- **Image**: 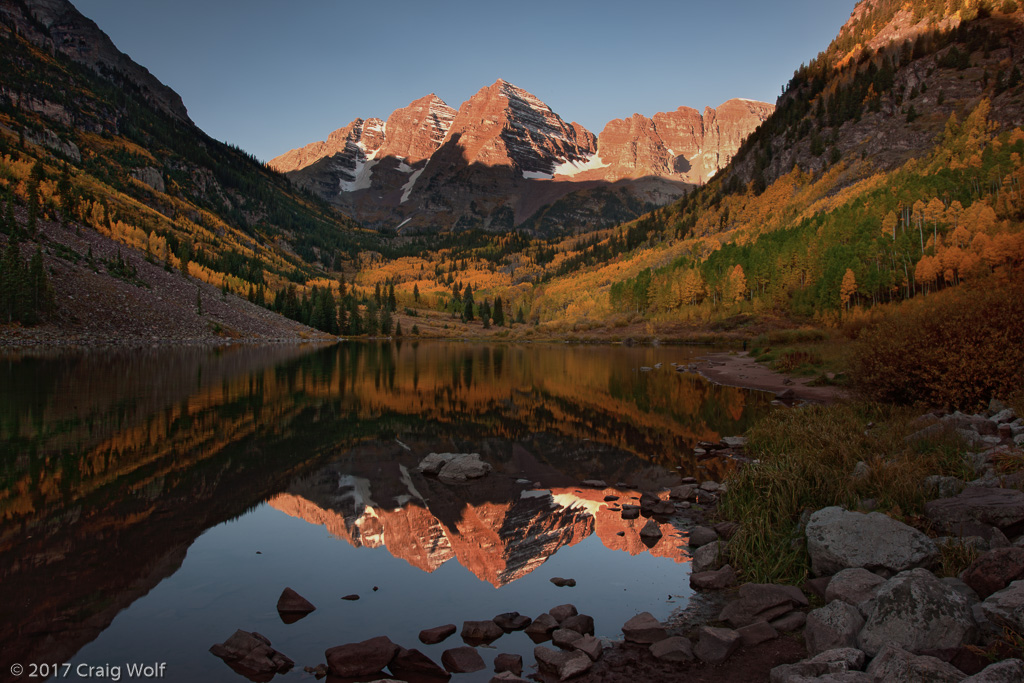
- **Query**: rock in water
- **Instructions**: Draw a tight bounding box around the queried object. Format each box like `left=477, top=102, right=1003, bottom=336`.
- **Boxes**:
left=441, top=646, right=485, bottom=674
left=325, top=636, right=399, bottom=677
left=622, top=612, right=667, bottom=643
left=419, top=623, right=457, bottom=644
left=276, top=587, right=315, bottom=623
left=210, top=630, right=294, bottom=678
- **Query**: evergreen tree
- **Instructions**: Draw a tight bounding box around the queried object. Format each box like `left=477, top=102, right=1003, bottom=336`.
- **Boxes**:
left=387, top=282, right=397, bottom=311
left=26, top=162, right=43, bottom=236
left=463, top=284, right=475, bottom=322
left=395, top=320, right=403, bottom=336
left=379, top=302, right=393, bottom=336
left=337, top=294, right=348, bottom=333
left=493, top=297, right=505, bottom=327
left=374, top=282, right=382, bottom=307
left=196, top=286, right=202, bottom=316
left=27, top=246, right=55, bottom=317
left=283, top=285, right=300, bottom=320
left=57, top=162, right=75, bottom=227
left=347, top=297, right=361, bottom=335
left=366, top=298, right=379, bottom=334
left=481, top=300, right=491, bottom=328
left=413, top=283, right=420, bottom=302
left=178, top=243, right=191, bottom=278
left=515, top=306, right=525, bottom=324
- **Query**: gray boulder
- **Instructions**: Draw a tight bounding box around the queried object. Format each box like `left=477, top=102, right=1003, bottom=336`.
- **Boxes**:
left=718, top=583, right=809, bottom=628
left=692, top=540, right=729, bottom=573
left=864, top=644, right=966, bottom=682
left=825, top=568, right=887, bottom=607
left=549, top=604, right=578, bottom=623
left=534, top=646, right=592, bottom=680
left=805, top=507, right=939, bottom=576
left=925, top=487, right=1024, bottom=537
left=573, top=635, right=603, bottom=662
left=418, top=452, right=457, bottom=474
left=462, top=620, right=503, bottom=643
left=690, top=564, right=738, bottom=590
left=979, top=579, right=1024, bottom=634
left=649, top=636, right=694, bottom=662
left=738, top=620, right=778, bottom=647
left=441, top=646, right=485, bottom=673
left=694, top=626, right=741, bottom=665
left=963, top=659, right=1024, bottom=682
left=688, top=525, right=719, bottom=547
left=438, top=453, right=492, bottom=483
left=805, top=601, right=865, bottom=655
left=622, top=612, right=667, bottom=643
left=809, top=647, right=867, bottom=671
left=858, top=568, right=978, bottom=656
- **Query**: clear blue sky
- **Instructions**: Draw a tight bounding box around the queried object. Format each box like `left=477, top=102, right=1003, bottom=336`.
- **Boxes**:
left=73, top=0, right=856, bottom=163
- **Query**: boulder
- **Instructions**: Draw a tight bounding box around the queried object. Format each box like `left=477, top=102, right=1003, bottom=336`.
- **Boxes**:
left=573, top=635, right=603, bottom=661
left=825, top=568, right=887, bottom=607
left=493, top=651, right=524, bottom=679
left=979, top=580, right=1024, bottom=633
left=493, top=612, right=532, bottom=631
left=864, top=644, right=967, bottom=682
left=325, top=636, right=399, bottom=677
left=805, top=507, right=939, bottom=576
left=722, top=436, right=747, bottom=448
left=622, top=612, right=667, bottom=644
left=552, top=628, right=583, bottom=649
left=438, top=453, right=492, bottom=483
left=649, top=636, right=694, bottom=662
left=640, top=519, right=663, bottom=542
left=534, top=646, right=592, bottom=680
left=560, top=614, right=595, bottom=636
left=420, top=623, right=457, bottom=644
left=961, top=547, right=1024, bottom=599
left=524, top=613, right=558, bottom=640
left=738, top=620, right=778, bottom=647
left=550, top=577, right=577, bottom=587
left=926, top=487, right=1024, bottom=538
left=462, top=620, right=503, bottom=644
left=210, top=630, right=294, bottom=678
left=441, top=646, right=486, bottom=673
left=770, top=611, right=807, bottom=632
left=670, top=485, right=697, bottom=501
left=805, top=601, right=865, bottom=655
left=389, top=648, right=449, bottom=679
left=694, top=626, right=741, bottom=665
left=688, top=525, right=719, bottom=547
left=692, top=540, right=729, bottom=573
left=858, top=568, right=978, bottom=657
left=809, top=647, right=867, bottom=671
left=718, top=583, right=808, bottom=628
left=490, top=674, right=529, bottom=683
left=923, top=475, right=967, bottom=499
left=549, top=604, right=579, bottom=623
left=493, top=653, right=523, bottom=676
left=419, top=452, right=457, bottom=474
left=963, top=659, right=1024, bottom=682
left=621, top=505, right=641, bottom=520
left=690, top=564, right=738, bottom=590
left=276, top=587, right=316, bottom=621
left=713, top=521, right=740, bottom=539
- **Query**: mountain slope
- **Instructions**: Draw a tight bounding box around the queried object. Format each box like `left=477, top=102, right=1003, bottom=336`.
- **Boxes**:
left=271, top=81, right=773, bottom=236
left=0, top=0, right=373, bottom=331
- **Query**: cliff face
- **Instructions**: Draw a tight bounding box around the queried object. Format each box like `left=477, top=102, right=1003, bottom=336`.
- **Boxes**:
left=271, top=81, right=772, bottom=234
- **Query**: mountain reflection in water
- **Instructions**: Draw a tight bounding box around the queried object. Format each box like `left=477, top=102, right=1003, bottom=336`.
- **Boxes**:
left=0, top=341, right=773, bottom=680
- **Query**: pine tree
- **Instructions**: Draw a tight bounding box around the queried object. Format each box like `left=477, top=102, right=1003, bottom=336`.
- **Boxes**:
left=57, top=162, right=74, bottom=227
left=463, top=284, right=475, bottom=322
left=26, top=162, right=42, bottom=236
left=347, top=297, right=361, bottom=335
left=481, top=300, right=491, bottom=328
left=413, top=283, right=420, bottom=302
left=28, top=246, right=55, bottom=316
left=493, top=296, right=505, bottom=327
left=395, top=320, right=403, bottom=336
left=379, top=303, right=393, bottom=336
left=387, top=282, right=397, bottom=311
left=515, top=306, right=525, bottom=324
left=196, top=286, right=202, bottom=316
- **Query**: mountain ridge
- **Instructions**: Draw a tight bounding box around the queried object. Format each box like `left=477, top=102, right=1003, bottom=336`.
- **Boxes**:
left=270, top=80, right=773, bottom=235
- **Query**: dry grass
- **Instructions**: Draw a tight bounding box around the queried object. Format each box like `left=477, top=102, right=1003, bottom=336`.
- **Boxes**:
left=718, top=402, right=973, bottom=584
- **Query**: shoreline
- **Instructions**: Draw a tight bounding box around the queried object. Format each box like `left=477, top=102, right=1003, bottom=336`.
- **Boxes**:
left=694, top=351, right=847, bottom=403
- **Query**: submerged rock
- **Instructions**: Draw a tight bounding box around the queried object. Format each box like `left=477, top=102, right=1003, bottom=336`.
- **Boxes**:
left=210, top=630, right=294, bottom=679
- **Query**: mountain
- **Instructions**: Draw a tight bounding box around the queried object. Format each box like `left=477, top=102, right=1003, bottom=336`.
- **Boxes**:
left=270, top=81, right=773, bottom=235
left=0, top=0, right=376, bottom=340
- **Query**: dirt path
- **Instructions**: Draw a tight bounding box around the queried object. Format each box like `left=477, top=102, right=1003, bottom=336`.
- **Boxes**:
left=695, top=351, right=847, bottom=403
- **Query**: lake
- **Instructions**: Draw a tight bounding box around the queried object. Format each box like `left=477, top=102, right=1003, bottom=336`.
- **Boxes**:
left=0, top=341, right=774, bottom=682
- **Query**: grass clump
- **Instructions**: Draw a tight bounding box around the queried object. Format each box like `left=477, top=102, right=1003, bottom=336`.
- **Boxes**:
left=718, top=402, right=971, bottom=584
left=937, top=539, right=980, bottom=579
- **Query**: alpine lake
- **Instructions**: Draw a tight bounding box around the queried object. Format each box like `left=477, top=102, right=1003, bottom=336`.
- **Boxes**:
left=0, top=341, right=777, bottom=682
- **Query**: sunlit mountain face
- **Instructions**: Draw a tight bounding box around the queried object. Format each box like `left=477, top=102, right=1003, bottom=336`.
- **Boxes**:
left=0, top=342, right=772, bottom=676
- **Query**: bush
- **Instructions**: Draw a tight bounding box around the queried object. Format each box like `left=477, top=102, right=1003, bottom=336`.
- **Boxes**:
left=851, top=277, right=1024, bottom=409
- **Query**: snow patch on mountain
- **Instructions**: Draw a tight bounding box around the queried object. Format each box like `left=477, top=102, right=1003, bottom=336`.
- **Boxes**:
left=552, top=153, right=609, bottom=177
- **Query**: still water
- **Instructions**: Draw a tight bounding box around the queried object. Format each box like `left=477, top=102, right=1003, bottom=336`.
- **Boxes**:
left=0, top=342, right=773, bottom=682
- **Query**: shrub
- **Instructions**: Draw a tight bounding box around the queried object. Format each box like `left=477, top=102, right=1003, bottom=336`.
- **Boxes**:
left=851, top=277, right=1024, bottom=409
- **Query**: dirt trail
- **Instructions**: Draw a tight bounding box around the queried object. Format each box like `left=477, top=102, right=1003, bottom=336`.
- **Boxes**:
left=695, top=351, right=847, bottom=403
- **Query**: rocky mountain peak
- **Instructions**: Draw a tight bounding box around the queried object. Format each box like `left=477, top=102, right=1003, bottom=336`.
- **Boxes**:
left=377, top=93, right=456, bottom=165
